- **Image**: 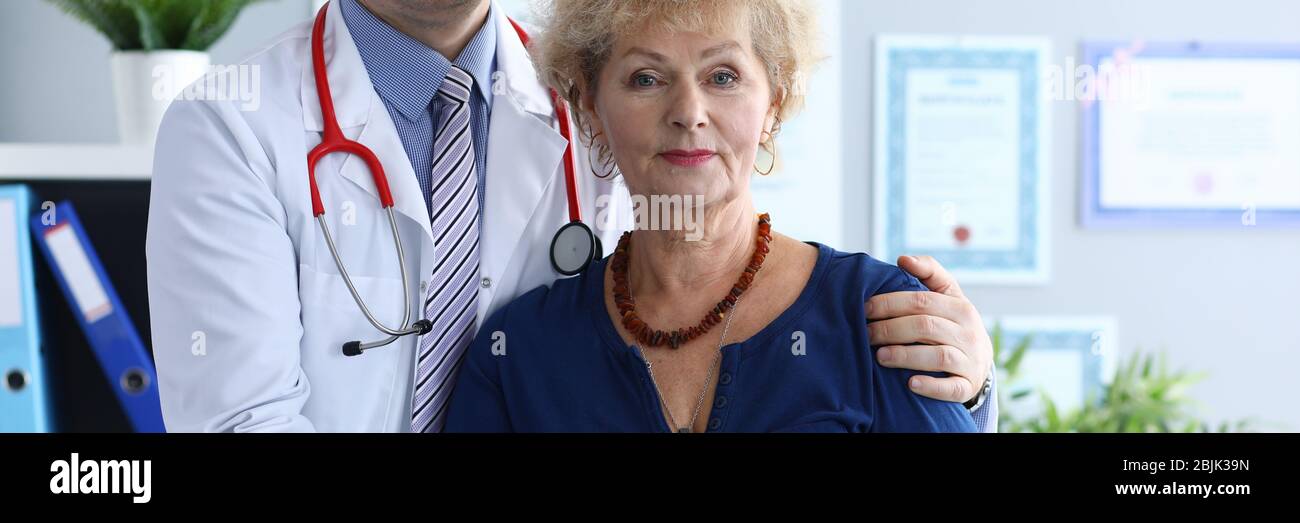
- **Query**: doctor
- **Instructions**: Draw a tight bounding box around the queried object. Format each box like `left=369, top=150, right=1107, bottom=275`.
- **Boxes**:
left=146, top=0, right=997, bottom=433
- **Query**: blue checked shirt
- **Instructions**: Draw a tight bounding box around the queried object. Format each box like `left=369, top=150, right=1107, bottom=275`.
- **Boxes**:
left=340, top=0, right=496, bottom=219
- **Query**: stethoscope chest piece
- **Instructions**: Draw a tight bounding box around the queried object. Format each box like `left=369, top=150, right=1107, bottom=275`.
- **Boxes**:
left=550, top=221, right=602, bottom=276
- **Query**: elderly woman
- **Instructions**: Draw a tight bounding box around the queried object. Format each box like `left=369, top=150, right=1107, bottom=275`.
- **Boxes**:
left=444, top=0, right=983, bottom=432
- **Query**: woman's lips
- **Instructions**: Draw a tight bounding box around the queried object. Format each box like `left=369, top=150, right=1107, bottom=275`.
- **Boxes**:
left=659, top=150, right=716, bottom=167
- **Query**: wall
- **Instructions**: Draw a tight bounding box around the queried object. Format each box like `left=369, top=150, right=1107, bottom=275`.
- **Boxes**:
left=1, top=0, right=1296, bottom=429
left=840, top=0, right=1300, bottom=429
left=0, top=0, right=315, bottom=142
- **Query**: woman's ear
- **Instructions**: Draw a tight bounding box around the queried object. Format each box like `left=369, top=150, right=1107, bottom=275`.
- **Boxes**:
left=767, top=87, right=785, bottom=130
left=757, top=90, right=784, bottom=158
left=578, top=86, right=606, bottom=143
left=760, top=100, right=781, bottom=144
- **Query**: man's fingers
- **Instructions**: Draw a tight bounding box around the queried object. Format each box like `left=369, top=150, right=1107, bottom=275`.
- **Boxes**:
left=868, top=315, right=966, bottom=347
left=897, top=254, right=965, bottom=298
left=876, top=344, right=970, bottom=374
left=906, top=374, right=976, bottom=403
left=867, top=290, right=975, bottom=322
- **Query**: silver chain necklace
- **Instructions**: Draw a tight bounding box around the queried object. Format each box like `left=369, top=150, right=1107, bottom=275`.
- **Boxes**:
left=638, top=297, right=739, bottom=434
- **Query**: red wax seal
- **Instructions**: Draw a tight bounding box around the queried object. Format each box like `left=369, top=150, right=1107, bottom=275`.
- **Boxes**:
left=953, top=225, right=971, bottom=245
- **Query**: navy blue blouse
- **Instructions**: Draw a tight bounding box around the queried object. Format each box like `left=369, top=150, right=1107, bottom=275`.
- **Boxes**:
left=444, top=243, right=977, bottom=433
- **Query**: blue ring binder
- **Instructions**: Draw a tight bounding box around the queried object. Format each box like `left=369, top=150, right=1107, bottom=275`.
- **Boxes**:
left=30, top=200, right=165, bottom=433
left=0, top=185, right=52, bottom=433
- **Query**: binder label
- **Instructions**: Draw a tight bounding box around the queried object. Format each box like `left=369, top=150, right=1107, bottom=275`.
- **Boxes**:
left=0, top=199, right=21, bottom=327
left=44, top=224, right=113, bottom=323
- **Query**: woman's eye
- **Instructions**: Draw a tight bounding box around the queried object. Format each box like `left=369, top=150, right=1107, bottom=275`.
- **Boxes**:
left=711, top=71, right=738, bottom=86
left=633, top=73, right=658, bottom=88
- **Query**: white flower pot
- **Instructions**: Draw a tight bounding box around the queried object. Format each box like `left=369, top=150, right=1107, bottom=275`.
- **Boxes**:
left=110, top=50, right=211, bottom=145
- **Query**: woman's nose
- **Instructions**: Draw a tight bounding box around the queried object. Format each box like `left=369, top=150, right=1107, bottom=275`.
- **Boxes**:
left=668, top=84, right=708, bottom=130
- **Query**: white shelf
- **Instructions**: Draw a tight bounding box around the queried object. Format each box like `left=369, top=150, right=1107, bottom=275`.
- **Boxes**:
left=0, top=143, right=152, bottom=180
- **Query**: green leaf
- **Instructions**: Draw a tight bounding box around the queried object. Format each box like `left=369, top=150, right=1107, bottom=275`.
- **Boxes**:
left=45, top=0, right=143, bottom=50
left=125, top=0, right=168, bottom=50
left=45, top=0, right=264, bottom=51
left=990, top=323, right=1003, bottom=363
left=1004, top=334, right=1032, bottom=379
left=183, top=0, right=263, bottom=51
left=1044, top=395, right=1060, bottom=430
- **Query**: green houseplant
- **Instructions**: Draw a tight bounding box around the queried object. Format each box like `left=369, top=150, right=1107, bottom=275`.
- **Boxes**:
left=45, top=0, right=268, bottom=143
left=991, top=324, right=1257, bottom=433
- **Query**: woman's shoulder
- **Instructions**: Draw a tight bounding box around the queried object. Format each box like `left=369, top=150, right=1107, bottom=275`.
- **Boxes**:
left=812, top=244, right=928, bottom=296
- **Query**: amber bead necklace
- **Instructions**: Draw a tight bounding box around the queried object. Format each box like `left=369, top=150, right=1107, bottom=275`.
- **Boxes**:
left=611, top=213, right=772, bottom=349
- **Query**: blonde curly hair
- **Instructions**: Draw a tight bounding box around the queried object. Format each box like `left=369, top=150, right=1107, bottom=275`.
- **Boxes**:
left=531, top=0, right=822, bottom=156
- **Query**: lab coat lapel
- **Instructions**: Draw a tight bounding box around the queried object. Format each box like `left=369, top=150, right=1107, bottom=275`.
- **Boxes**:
left=479, top=7, right=568, bottom=319
left=299, top=2, right=434, bottom=246
left=300, top=2, right=368, bottom=132
left=346, top=101, right=434, bottom=243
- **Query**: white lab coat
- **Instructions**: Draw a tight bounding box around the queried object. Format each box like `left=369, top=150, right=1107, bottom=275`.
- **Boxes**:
left=146, top=3, right=630, bottom=432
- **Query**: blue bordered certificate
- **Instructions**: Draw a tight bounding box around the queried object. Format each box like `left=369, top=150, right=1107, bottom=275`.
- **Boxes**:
left=990, top=316, right=1118, bottom=420
left=873, top=35, right=1051, bottom=285
left=1080, top=41, right=1300, bottom=228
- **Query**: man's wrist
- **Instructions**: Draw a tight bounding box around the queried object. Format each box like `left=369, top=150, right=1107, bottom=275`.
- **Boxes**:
left=963, top=369, right=993, bottom=411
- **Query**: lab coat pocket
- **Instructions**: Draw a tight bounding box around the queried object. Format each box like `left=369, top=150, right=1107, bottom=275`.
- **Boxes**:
left=296, top=263, right=407, bottom=431
left=305, top=204, right=409, bottom=281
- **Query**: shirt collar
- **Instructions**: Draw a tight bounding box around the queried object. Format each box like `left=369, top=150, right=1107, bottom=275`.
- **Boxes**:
left=340, top=0, right=497, bottom=121
left=455, top=3, right=497, bottom=106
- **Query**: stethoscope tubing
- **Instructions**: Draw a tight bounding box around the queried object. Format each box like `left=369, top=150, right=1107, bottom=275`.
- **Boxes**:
left=308, top=1, right=588, bottom=356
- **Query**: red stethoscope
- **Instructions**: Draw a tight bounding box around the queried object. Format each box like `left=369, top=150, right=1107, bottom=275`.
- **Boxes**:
left=305, top=2, right=600, bottom=357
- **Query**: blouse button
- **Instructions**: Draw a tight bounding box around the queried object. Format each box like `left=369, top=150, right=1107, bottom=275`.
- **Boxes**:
left=708, top=418, right=721, bottom=431
left=718, top=372, right=732, bottom=385
left=714, top=396, right=728, bottom=409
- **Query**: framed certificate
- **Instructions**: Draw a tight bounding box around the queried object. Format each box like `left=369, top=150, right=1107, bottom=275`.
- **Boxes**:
left=873, top=36, right=1052, bottom=285
left=991, top=316, right=1118, bottom=420
left=1081, top=41, right=1300, bottom=227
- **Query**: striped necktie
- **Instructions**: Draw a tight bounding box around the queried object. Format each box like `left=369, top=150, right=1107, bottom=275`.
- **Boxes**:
left=412, top=65, right=481, bottom=433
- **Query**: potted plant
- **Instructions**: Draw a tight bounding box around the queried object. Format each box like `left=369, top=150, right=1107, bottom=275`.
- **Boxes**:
left=46, top=0, right=266, bottom=144
left=991, top=324, right=1262, bottom=432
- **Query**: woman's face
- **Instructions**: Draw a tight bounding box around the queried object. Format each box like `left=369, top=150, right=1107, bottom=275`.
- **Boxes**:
left=585, top=17, right=777, bottom=207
